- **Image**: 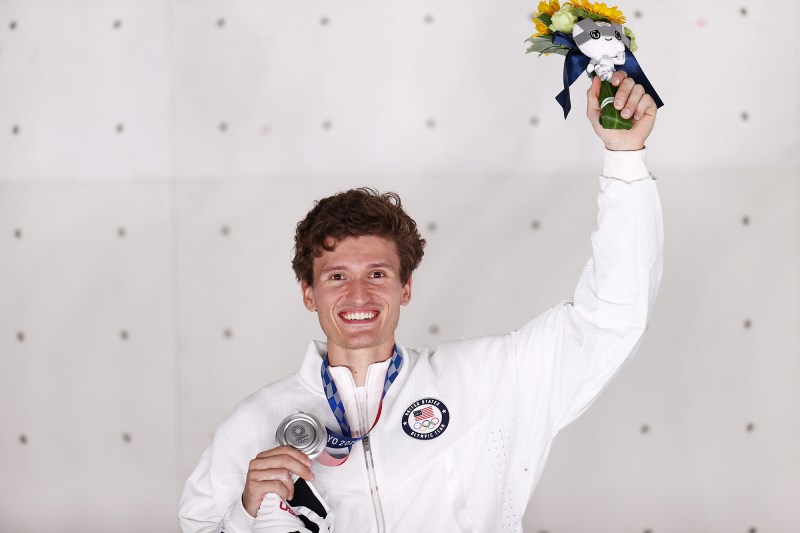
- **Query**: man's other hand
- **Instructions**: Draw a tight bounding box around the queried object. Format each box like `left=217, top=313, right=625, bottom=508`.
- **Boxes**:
left=242, top=445, right=315, bottom=517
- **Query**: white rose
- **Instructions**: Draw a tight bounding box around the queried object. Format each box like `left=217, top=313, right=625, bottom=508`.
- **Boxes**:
left=549, top=7, right=577, bottom=33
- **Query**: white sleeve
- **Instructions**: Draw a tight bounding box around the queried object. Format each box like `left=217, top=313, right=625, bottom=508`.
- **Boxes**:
left=511, top=148, right=663, bottom=436
left=179, top=446, right=256, bottom=533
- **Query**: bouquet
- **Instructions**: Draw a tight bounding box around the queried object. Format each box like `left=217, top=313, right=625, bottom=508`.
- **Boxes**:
left=526, top=0, right=663, bottom=129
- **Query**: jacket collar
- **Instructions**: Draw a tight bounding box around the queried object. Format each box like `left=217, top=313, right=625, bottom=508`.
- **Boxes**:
left=297, top=340, right=413, bottom=397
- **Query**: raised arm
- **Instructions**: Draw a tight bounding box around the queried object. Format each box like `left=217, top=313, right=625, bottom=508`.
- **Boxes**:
left=511, top=71, right=663, bottom=436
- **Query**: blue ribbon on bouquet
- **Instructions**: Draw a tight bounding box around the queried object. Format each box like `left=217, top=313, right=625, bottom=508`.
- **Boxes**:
left=552, top=31, right=664, bottom=119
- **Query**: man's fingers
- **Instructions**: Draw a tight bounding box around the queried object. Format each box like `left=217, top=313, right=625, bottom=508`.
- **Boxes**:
left=256, top=446, right=313, bottom=467
left=248, top=467, right=293, bottom=485
left=610, top=70, right=628, bottom=87
left=261, top=480, right=291, bottom=501
left=259, top=476, right=294, bottom=500
left=613, top=78, right=635, bottom=110
left=241, top=446, right=315, bottom=517
left=621, top=84, right=645, bottom=119
left=256, top=446, right=311, bottom=466
left=634, top=94, right=657, bottom=121
left=242, top=479, right=293, bottom=517
left=247, top=468, right=297, bottom=499
left=250, top=454, right=315, bottom=482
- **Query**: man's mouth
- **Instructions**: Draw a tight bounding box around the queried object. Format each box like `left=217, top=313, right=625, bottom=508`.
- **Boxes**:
left=339, top=311, right=379, bottom=322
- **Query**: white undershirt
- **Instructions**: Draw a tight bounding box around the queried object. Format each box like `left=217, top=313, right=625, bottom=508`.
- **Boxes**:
left=328, top=359, right=391, bottom=438
left=354, top=386, right=366, bottom=407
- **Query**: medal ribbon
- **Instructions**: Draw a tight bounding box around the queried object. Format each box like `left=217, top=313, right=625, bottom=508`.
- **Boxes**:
left=317, top=345, right=402, bottom=466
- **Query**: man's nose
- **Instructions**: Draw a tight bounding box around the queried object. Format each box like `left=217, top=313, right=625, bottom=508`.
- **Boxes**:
left=347, top=278, right=371, bottom=303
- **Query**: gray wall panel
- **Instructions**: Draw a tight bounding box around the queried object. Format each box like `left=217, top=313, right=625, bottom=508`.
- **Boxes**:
left=1, top=0, right=797, bottom=531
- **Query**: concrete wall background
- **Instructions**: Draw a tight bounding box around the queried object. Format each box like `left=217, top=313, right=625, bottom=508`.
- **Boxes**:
left=1, top=0, right=798, bottom=531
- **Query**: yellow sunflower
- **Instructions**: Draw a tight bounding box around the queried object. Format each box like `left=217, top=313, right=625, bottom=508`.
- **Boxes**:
left=571, top=0, right=626, bottom=24
left=532, top=17, right=550, bottom=37
left=532, top=0, right=560, bottom=36
left=537, top=0, right=561, bottom=16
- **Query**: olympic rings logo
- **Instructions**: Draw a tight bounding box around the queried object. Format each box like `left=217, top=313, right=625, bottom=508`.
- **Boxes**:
left=412, top=417, right=440, bottom=431
left=403, top=399, right=449, bottom=441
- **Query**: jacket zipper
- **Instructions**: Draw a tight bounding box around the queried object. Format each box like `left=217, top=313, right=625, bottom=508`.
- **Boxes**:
left=361, top=435, right=385, bottom=532
left=354, top=368, right=386, bottom=532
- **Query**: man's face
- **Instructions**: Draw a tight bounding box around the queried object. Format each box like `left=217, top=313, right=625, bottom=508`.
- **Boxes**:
left=301, top=235, right=412, bottom=358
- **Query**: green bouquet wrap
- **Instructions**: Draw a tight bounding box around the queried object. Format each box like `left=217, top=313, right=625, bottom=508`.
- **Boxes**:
left=597, top=78, right=632, bottom=130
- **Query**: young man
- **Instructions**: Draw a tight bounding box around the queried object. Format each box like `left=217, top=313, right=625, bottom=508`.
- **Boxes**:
left=180, top=72, right=663, bottom=532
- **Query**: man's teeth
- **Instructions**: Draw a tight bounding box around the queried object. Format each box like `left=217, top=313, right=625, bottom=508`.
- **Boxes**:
left=343, top=312, right=377, bottom=320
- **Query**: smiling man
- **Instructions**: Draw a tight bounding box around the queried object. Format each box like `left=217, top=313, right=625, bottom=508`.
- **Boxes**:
left=180, top=71, right=664, bottom=533
left=299, top=233, right=416, bottom=374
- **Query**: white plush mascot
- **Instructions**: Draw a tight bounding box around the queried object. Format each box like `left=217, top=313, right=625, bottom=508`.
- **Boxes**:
left=572, top=18, right=631, bottom=81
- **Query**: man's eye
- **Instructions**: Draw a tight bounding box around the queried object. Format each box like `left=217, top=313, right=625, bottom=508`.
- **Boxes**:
left=370, top=271, right=385, bottom=278
left=330, top=273, right=345, bottom=281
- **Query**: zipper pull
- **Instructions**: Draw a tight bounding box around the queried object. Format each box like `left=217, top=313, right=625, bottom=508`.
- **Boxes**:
left=362, top=434, right=371, bottom=451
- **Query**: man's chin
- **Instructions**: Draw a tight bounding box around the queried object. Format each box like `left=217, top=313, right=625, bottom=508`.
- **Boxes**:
left=332, top=336, right=389, bottom=352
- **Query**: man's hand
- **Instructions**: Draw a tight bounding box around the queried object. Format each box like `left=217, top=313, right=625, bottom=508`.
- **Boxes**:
left=242, top=445, right=316, bottom=518
left=587, top=71, right=657, bottom=151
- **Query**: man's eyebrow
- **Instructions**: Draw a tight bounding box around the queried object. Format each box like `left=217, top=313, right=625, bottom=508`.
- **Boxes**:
left=319, top=265, right=347, bottom=275
left=367, top=262, right=395, bottom=270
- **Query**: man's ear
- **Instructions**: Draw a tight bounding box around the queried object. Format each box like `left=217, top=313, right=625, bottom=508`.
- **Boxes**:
left=301, top=282, right=316, bottom=311
left=400, top=276, right=412, bottom=306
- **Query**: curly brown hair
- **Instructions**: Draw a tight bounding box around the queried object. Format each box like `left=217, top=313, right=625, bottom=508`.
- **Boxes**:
left=292, top=188, right=426, bottom=286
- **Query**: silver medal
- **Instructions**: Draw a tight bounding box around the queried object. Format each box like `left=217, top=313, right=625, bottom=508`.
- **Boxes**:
left=275, top=412, right=327, bottom=460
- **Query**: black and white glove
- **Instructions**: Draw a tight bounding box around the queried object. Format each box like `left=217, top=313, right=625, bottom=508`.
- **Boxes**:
left=253, top=478, right=334, bottom=533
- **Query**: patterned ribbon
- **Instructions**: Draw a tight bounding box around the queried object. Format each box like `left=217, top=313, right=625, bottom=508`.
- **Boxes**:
left=317, top=346, right=403, bottom=466
left=552, top=31, right=664, bottom=118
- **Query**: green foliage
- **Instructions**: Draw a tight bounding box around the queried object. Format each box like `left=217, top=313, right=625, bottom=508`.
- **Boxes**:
left=571, top=7, right=609, bottom=23
left=526, top=34, right=554, bottom=43
left=536, top=13, right=553, bottom=26
left=525, top=36, right=572, bottom=57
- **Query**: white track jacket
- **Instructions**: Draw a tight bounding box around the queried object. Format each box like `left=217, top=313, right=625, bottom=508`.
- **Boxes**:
left=180, top=149, right=664, bottom=533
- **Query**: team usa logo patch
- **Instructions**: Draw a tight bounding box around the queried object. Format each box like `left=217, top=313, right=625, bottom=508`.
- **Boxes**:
left=401, top=398, right=449, bottom=440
